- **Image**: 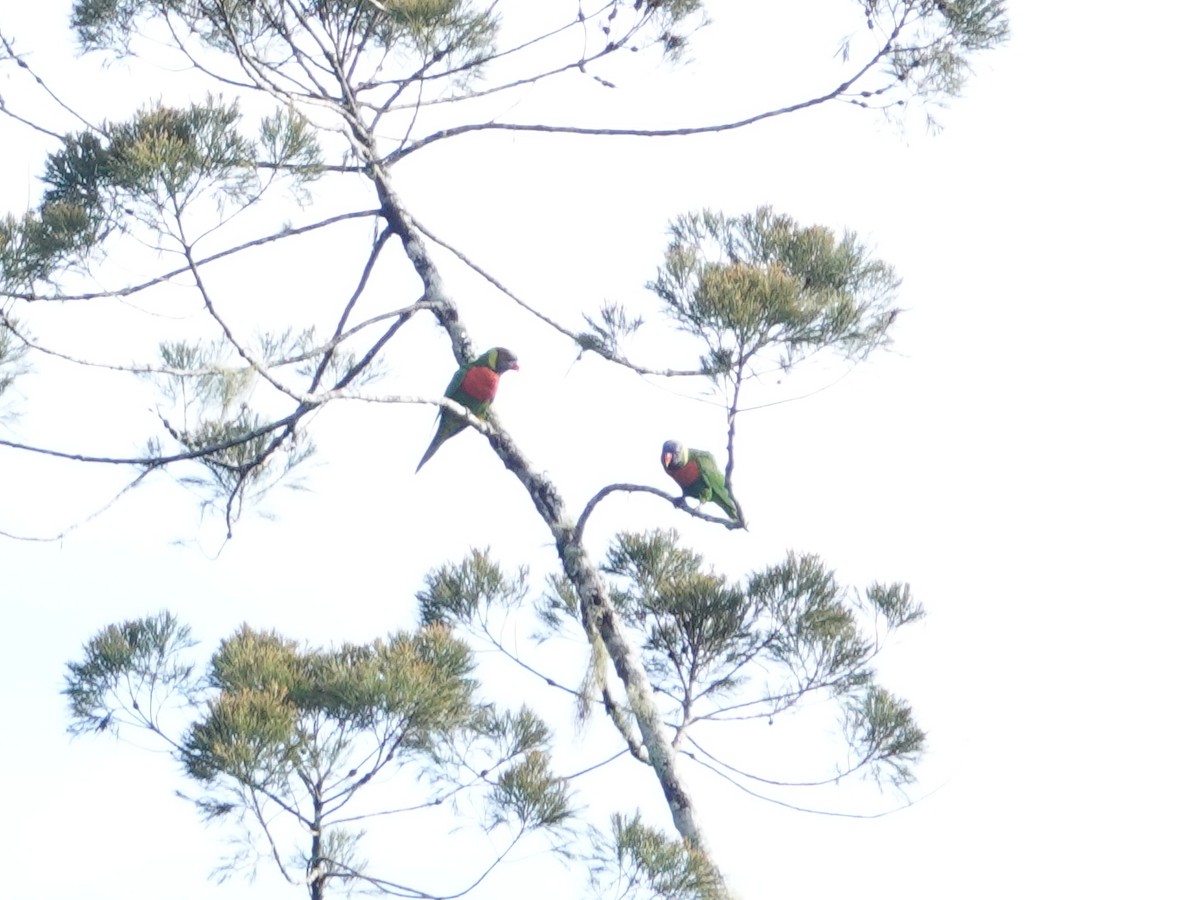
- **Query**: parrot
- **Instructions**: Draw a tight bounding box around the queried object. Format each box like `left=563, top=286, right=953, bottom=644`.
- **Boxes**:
left=415, top=347, right=519, bottom=472
left=660, top=439, right=738, bottom=520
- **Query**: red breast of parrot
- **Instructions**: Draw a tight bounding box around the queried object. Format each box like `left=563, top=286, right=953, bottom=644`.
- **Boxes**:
left=415, top=347, right=518, bottom=472
left=660, top=439, right=738, bottom=520
left=458, top=364, right=503, bottom=406
left=665, top=455, right=703, bottom=489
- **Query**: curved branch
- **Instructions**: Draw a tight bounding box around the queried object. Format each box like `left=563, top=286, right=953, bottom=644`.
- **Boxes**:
left=211, top=289, right=421, bottom=534
left=366, top=2, right=615, bottom=104
left=576, top=483, right=741, bottom=540
left=158, top=12, right=265, bottom=95
left=306, top=226, right=391, bottom=392
left=3, top=302, right=429, bottom=393
left=681, top=748, right=911, bottom=819
left=0, top=468, right=155, bottom=541
left=377, top=4, right=646, bottom=117
left=0, top=410, right=300, bottom=466
left=472, top=618, right=593, bottom=703
left=0, top=94, right=67, bottom=140
left=408, top=215, right=708, bottom=378
left=248, top=791, right=304, bottom=886
left=272, top=301, right=437, bottom=368
left=388, top=24, right=903, bottom=163
left=685, top=735, right=873, bottom=790
left=689, top=667, right=882, bottom=724
left=9, top=209, right=379, bottom=303
left=326, top=779, right=471, bottom=827
left=408, top=214, right=580, bottom=342
left=560, top=747, right=629, bottom=780
left=0, top=30, right=103, bottom=135
left=328, top=826, right=526, bottom=900
left=183, top=239, right=304, bottom=404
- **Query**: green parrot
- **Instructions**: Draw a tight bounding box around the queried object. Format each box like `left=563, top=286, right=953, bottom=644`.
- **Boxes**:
left=415, top=347, right=519, bottom=472
left=660, top=439, right=738, bottom=520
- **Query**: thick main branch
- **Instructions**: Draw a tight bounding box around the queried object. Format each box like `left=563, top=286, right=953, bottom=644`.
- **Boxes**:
left=360, top=133, right=722, bottom=879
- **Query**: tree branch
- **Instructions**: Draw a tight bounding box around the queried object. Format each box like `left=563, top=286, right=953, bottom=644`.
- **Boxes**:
left=680, top=749, right=910, bottom=819
left=577, top=483, right=739, bottom=540
left=685, top=735, right=874, bottom=790
left=388, top=28, right=902, bottom=163
left=409, top=215, right=709, bottom=377
left=0, top=468, right=155, bottom=542
left=8, top=210, right=379, bottom=304
left=0, top=30, right=103, bottom=135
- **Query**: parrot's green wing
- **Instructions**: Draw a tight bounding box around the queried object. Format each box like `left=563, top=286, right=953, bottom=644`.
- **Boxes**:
left=415, top=348, right=517, bottom=474
left=415, top=361, right=474, bottom=473
left=415, top=407, right=466, bottom=472
left=415, top=350, right=509, bottom=473
left=694, top=450, right=738, bottom=520
left=442, top=362, right=471, bottom=401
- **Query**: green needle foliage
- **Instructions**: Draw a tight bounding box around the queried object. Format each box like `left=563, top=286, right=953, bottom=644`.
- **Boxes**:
left=875, top=0, right=1011, bottom=105
left=149, top=328, right=371, bottom=514
left=652, top=207, right=901, bottom=381
left=185, top=625, right=479, bottom=783
left=100, top=101, right=257, bottom=209
left=601, top=529, right=925, bottom=785
left=167, top=409, right=314, bottom=508
left=488, top=749, right=575, bottom=830
left=432, top=532, right=924, bottom=803
left=73, top=0, right=502, bottom=62
left=417, top=548, right=529, bottom=627
left=2, top=98, right=320, bottom=296
left=65, top=614, right=571, bottom=899
left=65, top=611, right=201, bottom=736
left=586, top=812, right=724, bottom=900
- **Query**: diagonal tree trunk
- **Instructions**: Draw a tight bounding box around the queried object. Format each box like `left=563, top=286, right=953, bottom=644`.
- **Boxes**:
left=365, top=142, right=726, bottom=888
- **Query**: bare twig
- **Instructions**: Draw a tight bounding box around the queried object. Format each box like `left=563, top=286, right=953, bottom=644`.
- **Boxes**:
left=306, top=226, right=391, bottom=392
left=681, top=749, right=912, bottom=819
left=577, top=483, right=740, bottom=540
left=409, top=214, right=709, bottom=378
left=388, top=25, right=903, bottom=163
left=0, top=468, right=155, bottom=541
left=8, top=210, right=379, bottom=304
left=0, top=30, right=103, bottom=135
left=685, top=735, right=874, bottom=789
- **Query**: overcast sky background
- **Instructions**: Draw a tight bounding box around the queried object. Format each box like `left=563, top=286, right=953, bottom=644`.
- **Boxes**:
left=2, top=1, right=1197, bottom=897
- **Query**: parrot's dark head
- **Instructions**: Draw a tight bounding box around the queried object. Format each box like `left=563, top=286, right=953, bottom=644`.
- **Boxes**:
left=661, top=439, right=687, bottom=471
left=490, top=347, right=519, bottom=373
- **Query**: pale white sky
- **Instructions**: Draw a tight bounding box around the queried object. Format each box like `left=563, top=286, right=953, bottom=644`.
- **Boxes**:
left=2, top=2, right=1197, bottom=898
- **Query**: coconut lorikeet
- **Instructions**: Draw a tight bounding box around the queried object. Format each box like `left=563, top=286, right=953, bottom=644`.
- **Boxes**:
left=660, top=439, right=738, bottom=520
left=415, top=347, right=519, bottom=472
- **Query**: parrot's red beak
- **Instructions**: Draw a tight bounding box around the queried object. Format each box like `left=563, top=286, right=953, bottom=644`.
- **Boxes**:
left=509, top=361, right=519, bottom=371
left=662, top=452, right=673, bottom=468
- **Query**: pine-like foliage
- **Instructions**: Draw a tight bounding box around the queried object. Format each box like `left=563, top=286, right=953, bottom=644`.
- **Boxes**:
left=64, top=614, right=571, bottom=898
left=435, top=531, right=926, bottom=795
left=604, top=529, right=925, bottom=786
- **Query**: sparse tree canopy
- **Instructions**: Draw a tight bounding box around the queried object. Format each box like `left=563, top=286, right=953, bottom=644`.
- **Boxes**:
left=66, top=612, right=574, bottom=899
left=3, top=0, right=1009, bottom=896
